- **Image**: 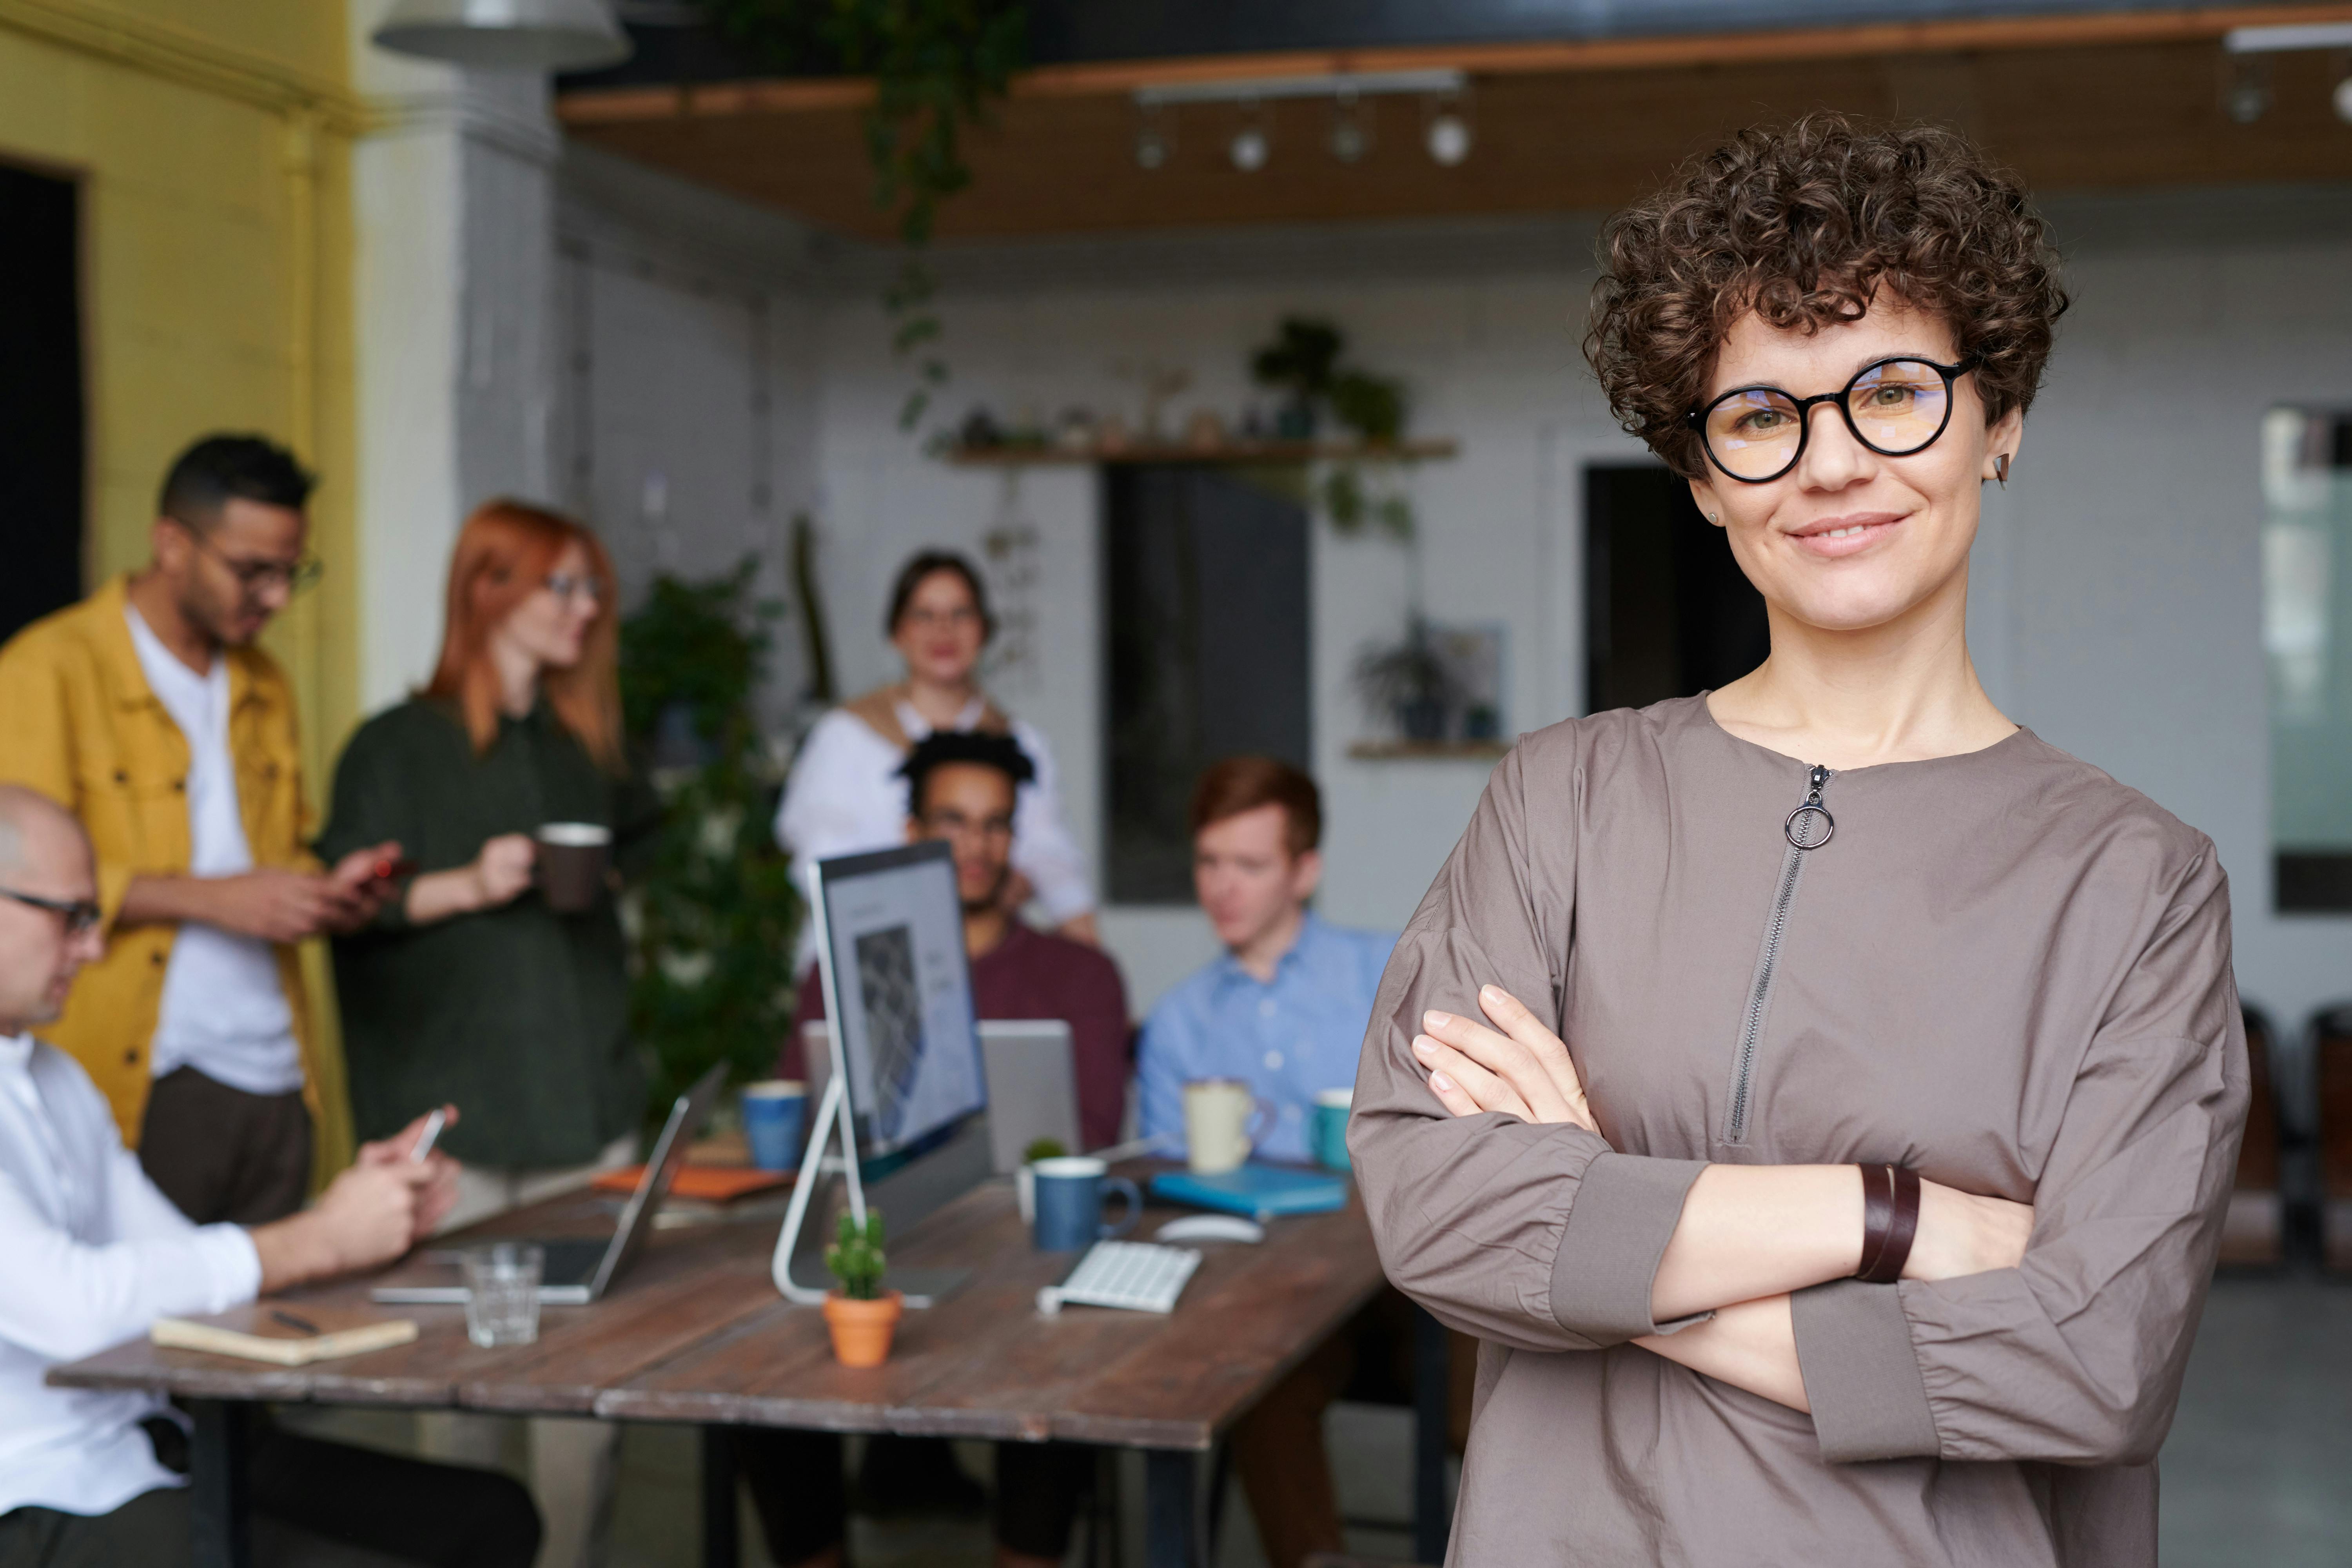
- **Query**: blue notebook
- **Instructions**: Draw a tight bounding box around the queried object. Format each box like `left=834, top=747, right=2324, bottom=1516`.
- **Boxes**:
left=1150, top=1164, right=1348, bottom=1220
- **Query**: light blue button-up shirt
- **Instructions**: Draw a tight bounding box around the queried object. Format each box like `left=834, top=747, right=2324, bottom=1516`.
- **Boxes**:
left=1136, top=913, right=1398, bottom=1164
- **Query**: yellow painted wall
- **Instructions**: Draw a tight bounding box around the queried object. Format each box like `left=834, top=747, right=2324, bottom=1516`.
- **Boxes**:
left=0, top=0, right=363, bottom=1176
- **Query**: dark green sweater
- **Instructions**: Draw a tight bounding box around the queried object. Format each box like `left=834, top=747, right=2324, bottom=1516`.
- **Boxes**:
left=318, top=698, right=660, bottom=1169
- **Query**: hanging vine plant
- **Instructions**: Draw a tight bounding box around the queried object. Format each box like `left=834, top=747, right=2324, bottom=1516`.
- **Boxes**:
left=706, top=0, right=1029, bottom=429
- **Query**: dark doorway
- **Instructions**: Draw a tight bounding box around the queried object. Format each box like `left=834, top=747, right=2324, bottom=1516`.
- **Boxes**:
left=0, top=162, right=84, bottom=644
left=1103, top=465, right=1311, bottom=904
left=1585, top=464, right=1769, bottom=713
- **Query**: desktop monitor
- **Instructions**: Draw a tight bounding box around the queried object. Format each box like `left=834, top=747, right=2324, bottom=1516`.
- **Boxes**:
left=808, top=840, right=987, bottom=1164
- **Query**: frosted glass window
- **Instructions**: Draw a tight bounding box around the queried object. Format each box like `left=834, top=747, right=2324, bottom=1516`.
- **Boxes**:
left=2266, top=408, right=2352, bottom=911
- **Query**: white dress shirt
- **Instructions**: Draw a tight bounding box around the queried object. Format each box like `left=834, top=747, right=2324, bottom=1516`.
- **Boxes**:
left=0, top=1031, right=261, bottom=1517
left=775, top=696, right=1095, bottom=954
left=123, top=604, right=303, bottom=1097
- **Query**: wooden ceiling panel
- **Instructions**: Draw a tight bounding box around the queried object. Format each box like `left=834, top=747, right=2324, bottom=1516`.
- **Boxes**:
left=561, top=35, right=2352, bottom=241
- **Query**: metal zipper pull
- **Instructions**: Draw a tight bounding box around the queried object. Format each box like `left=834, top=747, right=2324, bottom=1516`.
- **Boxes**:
left=1784, top=763, right=1835, bottom=850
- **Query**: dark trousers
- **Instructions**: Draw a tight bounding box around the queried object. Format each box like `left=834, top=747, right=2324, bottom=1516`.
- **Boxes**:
left=734, top=1430, right=1092, bottom=1564
left=138, top=1067, right=313, bottom=1225
left=0, top=1419, right=543, bottom=1568
left=1227, top=1286, right=1477, bottom=1568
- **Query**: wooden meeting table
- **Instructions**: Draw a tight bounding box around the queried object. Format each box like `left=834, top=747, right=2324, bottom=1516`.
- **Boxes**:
left=46, top=1164, right=1451, bottom=1568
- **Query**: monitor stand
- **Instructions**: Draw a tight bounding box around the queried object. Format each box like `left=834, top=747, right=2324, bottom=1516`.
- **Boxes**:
left=769, top=1072, right=971, bottom=1308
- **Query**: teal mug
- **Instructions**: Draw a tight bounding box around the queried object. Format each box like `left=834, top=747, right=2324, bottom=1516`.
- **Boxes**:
left=1311, top=1088, right=1353, bottom=1171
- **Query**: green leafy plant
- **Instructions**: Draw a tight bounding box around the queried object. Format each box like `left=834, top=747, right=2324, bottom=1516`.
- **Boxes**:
left=1354, top=617, right=1465, bottom=742
left=619, top=558, right=802, bottom=1125
left=1248, top=315, right=1417, bottom=539
left=1021, top=1137, right=1067, bottom=1163
left=826, top=1208, right=889, bottom=1299
left=708, top=0, right=1029, bottom=429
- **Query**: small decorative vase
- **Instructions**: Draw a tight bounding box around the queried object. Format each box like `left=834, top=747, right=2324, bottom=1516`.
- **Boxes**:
left=822, top=1290, right=904, bottom=1368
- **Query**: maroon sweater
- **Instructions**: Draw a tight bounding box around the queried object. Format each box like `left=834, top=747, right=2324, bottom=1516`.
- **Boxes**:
left=784, top=920, right=1131, bottom=1151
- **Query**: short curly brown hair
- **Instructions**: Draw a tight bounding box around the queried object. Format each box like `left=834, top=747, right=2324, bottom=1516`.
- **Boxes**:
left=1584, top=114, right=2067, bottom=479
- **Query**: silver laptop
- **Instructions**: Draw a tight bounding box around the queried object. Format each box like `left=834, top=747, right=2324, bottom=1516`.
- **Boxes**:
left=978, top=1020, right=1082, bottom=1172
left=372, top=1062, right=728, bottom=1307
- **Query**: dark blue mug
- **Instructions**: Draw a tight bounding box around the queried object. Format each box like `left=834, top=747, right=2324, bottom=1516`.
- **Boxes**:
left=1031, top=1157, right=1142, bottom=1251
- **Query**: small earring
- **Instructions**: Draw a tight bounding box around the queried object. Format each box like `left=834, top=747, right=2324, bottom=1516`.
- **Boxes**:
left=1994, top=454, right=2011, bottom=487
left=1705, top=512, right=1720, bottom=525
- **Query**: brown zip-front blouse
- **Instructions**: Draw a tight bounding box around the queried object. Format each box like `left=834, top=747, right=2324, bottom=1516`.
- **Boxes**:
left=1350, top=696, right=2247, bottom=1568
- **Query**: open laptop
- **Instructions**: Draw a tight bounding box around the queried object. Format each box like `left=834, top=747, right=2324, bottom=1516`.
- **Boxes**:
left=978, top=1020, right=1082, bottom=1173
left=372, top=1062, right=729, bottom=1307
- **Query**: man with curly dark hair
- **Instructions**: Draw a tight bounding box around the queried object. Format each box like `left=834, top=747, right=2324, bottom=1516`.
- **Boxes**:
left=1350, top=114, right=2243, bottom=1565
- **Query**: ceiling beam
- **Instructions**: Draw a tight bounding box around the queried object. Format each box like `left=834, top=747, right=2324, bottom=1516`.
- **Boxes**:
left=559, top=1, right=2352, bottom=125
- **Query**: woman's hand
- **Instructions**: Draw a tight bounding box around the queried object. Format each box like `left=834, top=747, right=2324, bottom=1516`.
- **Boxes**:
left=1410, top=984, right=1598, bottom=1134
left=402, top=835, right=538, bottom=926
left=470, top=833, right=536, bottom=909
left=1906, top=1180, right=2035, bottom=1281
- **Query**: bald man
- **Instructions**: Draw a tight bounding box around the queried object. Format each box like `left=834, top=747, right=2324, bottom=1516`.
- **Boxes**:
left=0, top=788, right=540, bottom=1567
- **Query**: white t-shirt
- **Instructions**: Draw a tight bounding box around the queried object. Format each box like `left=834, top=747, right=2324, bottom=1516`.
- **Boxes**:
left=123, top=606, right=304, bottom=1097
left=0, top=1031, right=260, bottom=1517
left=774, top=694, right=1094, bottom=961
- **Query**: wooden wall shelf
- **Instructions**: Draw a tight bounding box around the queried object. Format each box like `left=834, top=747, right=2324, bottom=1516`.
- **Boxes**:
left=1347, top=739, right=1510, bottom=761
left=944, top=437, right=1458, bottom=468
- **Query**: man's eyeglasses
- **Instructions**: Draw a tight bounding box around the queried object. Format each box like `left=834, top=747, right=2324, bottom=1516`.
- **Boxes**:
left=0, top=887, right=102, bottom=937
left=1687, top=356, right=1979, bottom=484
left=167, top=516, right=324, bottom=597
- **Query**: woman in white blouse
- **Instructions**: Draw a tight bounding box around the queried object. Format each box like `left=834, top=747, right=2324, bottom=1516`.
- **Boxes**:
left=776, top=550, right=1097, bottom=943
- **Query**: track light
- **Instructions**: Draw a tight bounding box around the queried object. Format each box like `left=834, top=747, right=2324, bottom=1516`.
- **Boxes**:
left=1328, top=90, right=1371, bottom=164
left=2223, top=56, right=2272, bottom=123
left=1135, top=105, right=1171, bottom=171
left=1229, top=105, right=1270, bottom=172
left=1424, top=91, right=1473, bottom=165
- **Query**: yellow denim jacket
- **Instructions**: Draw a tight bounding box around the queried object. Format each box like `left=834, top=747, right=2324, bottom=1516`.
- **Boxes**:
left=0, top=576, right=323, bottom=1145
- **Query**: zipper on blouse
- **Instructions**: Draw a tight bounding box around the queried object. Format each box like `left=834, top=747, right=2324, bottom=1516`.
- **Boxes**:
left=1723, top=763, right=1836, bottom=1145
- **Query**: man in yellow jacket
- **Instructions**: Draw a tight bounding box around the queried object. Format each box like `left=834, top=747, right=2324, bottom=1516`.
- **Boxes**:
left=0, top=435, right=397, bottom=1225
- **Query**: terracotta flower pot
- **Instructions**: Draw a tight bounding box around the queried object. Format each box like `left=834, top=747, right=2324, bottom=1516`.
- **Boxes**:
left=822, top=1290, right=904, bottom=1368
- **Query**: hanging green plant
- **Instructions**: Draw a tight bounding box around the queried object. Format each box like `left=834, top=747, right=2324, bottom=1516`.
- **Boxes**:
left=706, top=0, right=1029, bottom=430
left=618, top=558, right=802, bottom=1126
left=1249, top=315, right=1417, bottom=541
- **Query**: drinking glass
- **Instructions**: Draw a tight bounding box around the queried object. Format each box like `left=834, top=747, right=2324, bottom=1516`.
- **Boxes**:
left=462, top=1242, right=544, bottom=1348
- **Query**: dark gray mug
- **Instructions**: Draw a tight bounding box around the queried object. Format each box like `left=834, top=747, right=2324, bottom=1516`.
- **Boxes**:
left=1030, top=1156, right=1141, bottom=1251
left=535, top=822, right=610, bottom=913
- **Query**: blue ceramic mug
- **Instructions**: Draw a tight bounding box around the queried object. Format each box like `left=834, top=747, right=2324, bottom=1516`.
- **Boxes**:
left=1311, top=1088, right=1353, bottom=1171
left=740, top=1080, right=808, bottom=1172
left=1031, top=1156, right=1142, bottom=1251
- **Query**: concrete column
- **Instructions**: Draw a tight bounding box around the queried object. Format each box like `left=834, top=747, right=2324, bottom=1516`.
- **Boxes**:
left=347, top=0, right=561, bottom=710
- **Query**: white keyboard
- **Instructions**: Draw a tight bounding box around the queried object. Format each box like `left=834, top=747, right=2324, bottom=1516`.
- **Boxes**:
left=1036, top=1241, right=1202, bottom=1316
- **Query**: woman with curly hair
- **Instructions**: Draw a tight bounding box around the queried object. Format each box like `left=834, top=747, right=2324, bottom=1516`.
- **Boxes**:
left=1350, top=116, right=2245, bottom=1565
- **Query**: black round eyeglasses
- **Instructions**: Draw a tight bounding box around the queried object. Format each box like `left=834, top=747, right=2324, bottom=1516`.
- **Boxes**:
left=1686, top=356, right=1979, bottom=484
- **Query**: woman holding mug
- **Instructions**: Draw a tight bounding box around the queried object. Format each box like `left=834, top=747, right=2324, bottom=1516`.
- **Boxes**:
left=1352, top=117, right=2245, bottom=1566
left=321, top=500, right=654, bottom=1201
left=318, top=501, right=656, bottom=1568
left=776, top=549, right=1095, bottom=943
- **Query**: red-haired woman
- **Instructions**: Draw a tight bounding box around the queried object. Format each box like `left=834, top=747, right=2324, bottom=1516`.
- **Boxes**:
left=318, top=501, right=655, bottom=1565
left=321, top=498, right=655, bottom=1206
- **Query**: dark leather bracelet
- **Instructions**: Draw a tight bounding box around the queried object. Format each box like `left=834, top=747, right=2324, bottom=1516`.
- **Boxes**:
left=1856, top=1164, right=1921, bottom=1285
left=1855, top=1163, right=1893, bottom=1280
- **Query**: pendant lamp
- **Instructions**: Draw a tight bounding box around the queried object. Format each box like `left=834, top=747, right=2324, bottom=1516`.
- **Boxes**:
left=372, top=0, right=633, bottom=72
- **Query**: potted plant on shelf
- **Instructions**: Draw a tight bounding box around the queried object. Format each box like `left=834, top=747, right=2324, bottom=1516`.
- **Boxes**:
left=1354, top=618, right=1464, bottom=743
left=822, top=1209, right=902, bottom=1368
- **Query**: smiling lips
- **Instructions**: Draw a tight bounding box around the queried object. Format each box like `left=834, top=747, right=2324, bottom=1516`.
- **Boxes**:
left=1787, top=512, right=1902, bottom=558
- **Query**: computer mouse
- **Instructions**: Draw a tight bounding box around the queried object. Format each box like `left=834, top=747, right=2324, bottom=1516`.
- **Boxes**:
left=1156, top=1214, right=1264, bottom=1245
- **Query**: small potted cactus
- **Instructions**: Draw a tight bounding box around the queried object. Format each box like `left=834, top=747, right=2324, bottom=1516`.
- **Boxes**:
left=821, top=1208, right=902, bottom=1367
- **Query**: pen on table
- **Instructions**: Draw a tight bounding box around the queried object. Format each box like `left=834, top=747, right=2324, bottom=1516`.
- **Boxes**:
left=270, top=1308, right=321, bottom=1337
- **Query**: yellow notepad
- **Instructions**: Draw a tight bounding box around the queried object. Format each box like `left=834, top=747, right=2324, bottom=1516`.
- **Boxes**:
left=151, top=1305, right=419, bottom=1366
